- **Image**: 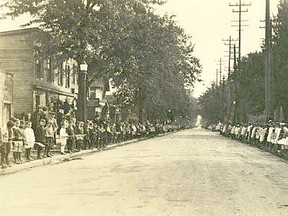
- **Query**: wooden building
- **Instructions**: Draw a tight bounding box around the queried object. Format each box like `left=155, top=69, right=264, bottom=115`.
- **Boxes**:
left=0, top=28, right=78, bottom=117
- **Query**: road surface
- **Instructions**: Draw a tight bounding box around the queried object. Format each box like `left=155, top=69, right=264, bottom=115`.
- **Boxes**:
left=1, top=128, right=288, bottom=216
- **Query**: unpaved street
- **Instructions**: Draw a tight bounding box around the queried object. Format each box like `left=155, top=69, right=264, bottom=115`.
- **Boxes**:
left=1, top=128, right=288, bottom=216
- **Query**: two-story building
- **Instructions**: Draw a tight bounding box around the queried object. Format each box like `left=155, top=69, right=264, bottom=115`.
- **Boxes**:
left=0, top=27, right=78, bottom=118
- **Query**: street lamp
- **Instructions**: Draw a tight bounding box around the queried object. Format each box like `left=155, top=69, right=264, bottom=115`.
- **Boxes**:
left=78, top=62, right=88, bottom=124
left=80, top=63, right=88, bottom=72
left=232, top=100, right=236, bottom=123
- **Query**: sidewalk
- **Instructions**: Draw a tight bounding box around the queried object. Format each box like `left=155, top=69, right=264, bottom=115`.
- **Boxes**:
left=0, top=133, right=166, bottom=176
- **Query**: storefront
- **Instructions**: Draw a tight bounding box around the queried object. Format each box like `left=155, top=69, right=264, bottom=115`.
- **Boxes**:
left=33, top=85, right=77, bottom=113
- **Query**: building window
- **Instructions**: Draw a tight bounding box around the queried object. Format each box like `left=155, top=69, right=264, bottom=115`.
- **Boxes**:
left=89, top=87, right=97, bottom=100
left=65, top=64, right=70, bottom=88
left=58, top=63, right=64, bottom=86
left=35, top=94, right=40, bottom=108
left=35, top=59, right=43, bottom=79
left=72, top=64, right=77, bottom=84
left=46, top=58, right=54, bottom=82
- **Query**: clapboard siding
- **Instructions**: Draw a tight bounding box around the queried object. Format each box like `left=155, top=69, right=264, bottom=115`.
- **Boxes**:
left=0, top=29, right=36, bottom=116
left=0, top=28, right=78, bottom=117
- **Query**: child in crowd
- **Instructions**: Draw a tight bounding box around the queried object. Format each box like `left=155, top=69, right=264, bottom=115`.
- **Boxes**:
left=48, top=112, right=58, bottom=150
left=1, top=120, right=14, bottom=167
left=18, top=120, right=26, bottom=162
left=86, top=121, right=93, bottom=149
left=12, top=119, right=24, bottom=164
left=24, top=121, right=35, bottom=161
left=59, top=121, right=69, bottom=154
left=75, top=121, right=85, bottom=151
left=45, top=121, right=54, bottom=157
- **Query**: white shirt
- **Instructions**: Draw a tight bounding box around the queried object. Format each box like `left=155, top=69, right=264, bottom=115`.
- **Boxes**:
left=24, top=128, right=35, bottom=148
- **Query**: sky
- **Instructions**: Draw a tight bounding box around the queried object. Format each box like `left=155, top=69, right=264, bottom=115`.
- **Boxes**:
left=0, top=0, right=280, bottom=98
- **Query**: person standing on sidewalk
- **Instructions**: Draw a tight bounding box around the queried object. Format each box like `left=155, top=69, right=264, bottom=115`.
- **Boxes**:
left=75, top=121, right=85, bottom=151
left=48, top=112, right=58, bottom=150
left=12, top=119, right=24, bottom=164
left=18, top=120, right=26, bottom=163
left=0, top=125, right=6, bottom=167
left=66, top=120, right=76, bottom=153
left=1, top=121, right=14, bottom=168
left=45, top=121, right=54, bottom=157
left=34, top=119, right=47, bottom=159
left=87, top=121, right=94, bottom=149
left=23, top=121, right=35, bottom=161
left=59, top=121, right=69, bottom=154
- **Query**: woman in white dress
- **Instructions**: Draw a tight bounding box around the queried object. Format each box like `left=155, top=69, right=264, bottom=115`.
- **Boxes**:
left=59, top=120, right=69, bottom=154
left=24, top=121, right=35, bottom=161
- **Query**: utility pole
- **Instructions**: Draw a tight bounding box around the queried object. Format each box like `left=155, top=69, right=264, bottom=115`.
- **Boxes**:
left=264, top=0, right=273, bottom=120
left=223, top=36, right=238, bottom=77
left=216, top=58, right=226, bottom=121
left=216, top=58, right=226, bottom=85
left=219, top=58, right=222, bottom=85
left=229, top=0, right=251, bottom=63
left=216, top=69, right=219, bottom=86
left=223, top=37, right=237, bottom=122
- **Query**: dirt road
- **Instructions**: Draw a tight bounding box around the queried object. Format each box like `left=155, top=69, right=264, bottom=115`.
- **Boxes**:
left=1, top=128, right=288, bottom=215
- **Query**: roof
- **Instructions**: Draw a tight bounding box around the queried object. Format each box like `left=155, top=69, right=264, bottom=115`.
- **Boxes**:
left=0, top=27, right=39, bottom=36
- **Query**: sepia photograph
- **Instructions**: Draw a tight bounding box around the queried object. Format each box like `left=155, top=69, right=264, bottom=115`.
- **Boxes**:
left=0, top=0, right=287, bottom=215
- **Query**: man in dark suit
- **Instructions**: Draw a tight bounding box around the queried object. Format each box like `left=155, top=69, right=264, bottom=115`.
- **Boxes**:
left=34, top=119, right=46, bottom=159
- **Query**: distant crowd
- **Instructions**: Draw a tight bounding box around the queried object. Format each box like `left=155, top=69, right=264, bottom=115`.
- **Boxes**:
left=0, top=106, right=181, bottom=168
left=207, top=121, right=288, bottom=154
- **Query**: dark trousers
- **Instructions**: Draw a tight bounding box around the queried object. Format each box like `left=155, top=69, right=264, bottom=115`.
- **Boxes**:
left=34, top=143, right=43, bottom=159
left=76, top=140, right=83, bottom=150
left=1, top=142, right=11, bottom=166
left=46, top=137, right=54, bottom=156
left=67, top=139, right=75, bottom=152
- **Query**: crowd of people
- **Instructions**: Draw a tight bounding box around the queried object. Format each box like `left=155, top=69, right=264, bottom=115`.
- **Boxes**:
left=208, top=121, right=288, bottom=154
left=0, top=106, right=181, bottom=169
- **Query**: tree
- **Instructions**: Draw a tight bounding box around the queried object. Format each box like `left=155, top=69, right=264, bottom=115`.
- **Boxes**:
left=272, top=0, right=288, bottom=121
left=111, top=13, right=201, bottom=122
left=232, top=52, right=265, bottom=121
left=198, top=83, right=222, bottom=124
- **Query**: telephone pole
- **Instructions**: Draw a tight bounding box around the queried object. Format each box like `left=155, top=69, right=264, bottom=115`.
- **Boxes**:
left=216, top=69, right=219, bottom=86
left=264, top=0, right=273, bottom=120
left=216, top=58, right=225, bottom=85
left=223, top=37, right=238, bottom=122
left=229, top=0, right=251, bottom=63
left=223, top=36, right=238, bottom=77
